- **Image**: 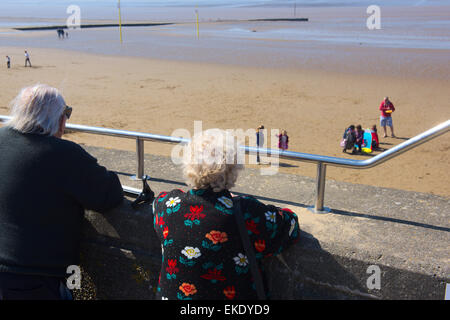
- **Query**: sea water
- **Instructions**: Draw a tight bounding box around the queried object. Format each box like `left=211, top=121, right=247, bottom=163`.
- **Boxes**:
left=0, top=0, right=449, bottom=79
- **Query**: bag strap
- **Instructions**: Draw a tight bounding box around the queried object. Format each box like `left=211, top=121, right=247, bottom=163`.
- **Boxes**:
left=232, top=197, right=266, bottom=300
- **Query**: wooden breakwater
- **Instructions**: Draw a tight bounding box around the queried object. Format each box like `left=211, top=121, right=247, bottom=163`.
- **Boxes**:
left=13, top=23, right=174, bottom=31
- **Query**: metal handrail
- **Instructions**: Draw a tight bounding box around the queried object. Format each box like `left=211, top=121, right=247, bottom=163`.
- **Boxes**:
left=1, top=115, right=449, bottom=212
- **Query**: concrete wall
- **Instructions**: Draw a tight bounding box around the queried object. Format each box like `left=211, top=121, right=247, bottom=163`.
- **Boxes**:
left=75, top=197, right=448, bottom=300
left=72, top=145, right=449, bottom=300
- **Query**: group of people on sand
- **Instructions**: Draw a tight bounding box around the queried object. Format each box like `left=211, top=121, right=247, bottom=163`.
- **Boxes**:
left=342, top=96, right=396, bottom=154
left=0, top=84, right=300, bottom=300
left=341, top=124, right=379, bottom=154
left=5, top=50, right=32, bottom=69
left=57, top=29, right=69, bottom=39
left=256, top=96, right=396, bottom=159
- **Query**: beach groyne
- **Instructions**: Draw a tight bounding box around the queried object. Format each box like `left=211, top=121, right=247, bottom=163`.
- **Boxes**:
left=74, top=145, right=449, bottom=300
left=13, top=23, right=174, bottom=31
left=249, top=18, right=308, bottom=22
left=12, top=18, right=308, bottom=32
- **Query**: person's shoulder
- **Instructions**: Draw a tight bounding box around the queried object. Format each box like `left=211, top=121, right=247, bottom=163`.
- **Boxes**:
left=0, top=126, right=13, bottom=141
left=158, top=189, right=185, bottom=198
left=0, top=126, right=9, bottom=135
left=238, top=194, right=266, bottom=209
left=153, top=189, right=186, bottom=211
left=51, top=136, right=88, bottom=152
left=48, top=137, right=96, bottom=163
left=155, top=189, right=186, bottom=202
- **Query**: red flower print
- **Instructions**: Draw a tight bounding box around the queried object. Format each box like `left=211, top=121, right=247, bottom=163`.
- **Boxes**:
left=163, top=226, right=169, bottom=239
left=200, top=268, right=226, bottom=282
left=166, top=259, right=179, bottom=275
left=184, top=205, right=206, bottom=221
left=155, top=214, right=165, bottom=227
left=179, top=283, right=197, bottom=296
left=254, top=239, right=266, bottom=252
left=205, top=231, right=228, bottom=244
left=158, top=192, right=168, bottom=200
left=223, top=286, right=236, bottom=300
left=245, top=219, right=260, bottom=235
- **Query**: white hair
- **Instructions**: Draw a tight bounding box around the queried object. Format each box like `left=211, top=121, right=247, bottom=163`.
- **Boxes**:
left=6, top=84, right=66, bottom=136
left=183, top=129, right=243, bottom=192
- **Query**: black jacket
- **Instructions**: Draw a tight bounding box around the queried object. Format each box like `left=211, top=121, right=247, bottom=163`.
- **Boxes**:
left=0, top=127, right=123, bottom=277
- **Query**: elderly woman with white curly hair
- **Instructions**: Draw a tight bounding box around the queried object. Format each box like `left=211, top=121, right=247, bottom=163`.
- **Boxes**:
left=152, top=129, right=300, bottom=300
left=0, top=84, right=123, bottom=300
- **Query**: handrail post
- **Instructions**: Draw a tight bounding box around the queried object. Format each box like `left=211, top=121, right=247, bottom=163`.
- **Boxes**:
left=132, top=138, right=145, bottom=180
left=313, top=162, right=330, bottom=213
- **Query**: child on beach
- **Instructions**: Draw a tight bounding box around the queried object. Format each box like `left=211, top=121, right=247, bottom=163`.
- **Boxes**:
left=6, top=56, right=10, bottom=69
left=371, top=125, right=380, bottom=149
left=342, top=125, right=356, bottom=153
left=277, top=129, right=289, bottom=151
left=355, top=125, right=364, bottom=153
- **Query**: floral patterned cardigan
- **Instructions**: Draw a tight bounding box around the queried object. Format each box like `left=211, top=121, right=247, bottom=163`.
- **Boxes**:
left=152, top=187, right=300, bottom=300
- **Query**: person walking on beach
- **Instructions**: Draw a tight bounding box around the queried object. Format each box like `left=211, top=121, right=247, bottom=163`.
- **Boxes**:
left=24, top=50, right=31, bottom=67
left=6, top=56, right=10, bottom=69
left=0, top=84, right=124, bottom=300
left=256, top=125, right=265, bottom=164
left=379, top=96, right=395, bottom=138
left=57, top=29, right=65, bottom=39
left=277, top=129, right=289, bottom=152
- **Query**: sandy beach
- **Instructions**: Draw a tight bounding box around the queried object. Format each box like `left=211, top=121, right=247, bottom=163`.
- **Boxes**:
left=0, top=3, right=449, bottom=197
left=0, top=44, right=448, bottom=197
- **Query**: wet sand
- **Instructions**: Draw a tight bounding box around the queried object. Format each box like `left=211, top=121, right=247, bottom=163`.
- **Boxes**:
left=0, top=46, right=448, bottom=197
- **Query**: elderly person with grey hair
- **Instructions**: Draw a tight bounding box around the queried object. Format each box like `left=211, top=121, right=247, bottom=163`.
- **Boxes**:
left=0, top=84, right=124, bottom=300
left=152, top=129, right=300, bottom=300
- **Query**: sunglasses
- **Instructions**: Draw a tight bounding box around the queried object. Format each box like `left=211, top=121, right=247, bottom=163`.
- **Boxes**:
left=64, top=105, right=72, bottom=119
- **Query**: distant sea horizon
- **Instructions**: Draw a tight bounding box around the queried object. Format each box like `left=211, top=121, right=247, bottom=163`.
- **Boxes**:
left=1, top=0, right=449, bottom=29
left=1, top=0, right=449, bottom=55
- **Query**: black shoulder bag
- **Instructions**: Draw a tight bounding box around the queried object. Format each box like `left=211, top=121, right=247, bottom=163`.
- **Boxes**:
left=131, top=176, right=155, bottom=209
left=233, top=197, right=266, bottom=300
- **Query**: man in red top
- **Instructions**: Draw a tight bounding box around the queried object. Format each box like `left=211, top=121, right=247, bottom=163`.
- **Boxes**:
left=379, top=96, right=395, bottom=138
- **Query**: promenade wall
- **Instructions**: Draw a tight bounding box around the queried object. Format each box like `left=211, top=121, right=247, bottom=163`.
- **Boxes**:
left=74, top=146, right=449, bottom=300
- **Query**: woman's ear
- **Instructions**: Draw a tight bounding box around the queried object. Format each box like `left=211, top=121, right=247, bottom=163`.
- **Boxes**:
left=55, top=115, right=67, bottom=138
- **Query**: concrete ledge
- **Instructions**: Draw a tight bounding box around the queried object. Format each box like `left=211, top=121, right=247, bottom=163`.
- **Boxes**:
left=75, top=145, right=449, bottom=300
left=75, top=200, right=160, bottom=300
left=265, top=208, right=448, bottom=300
